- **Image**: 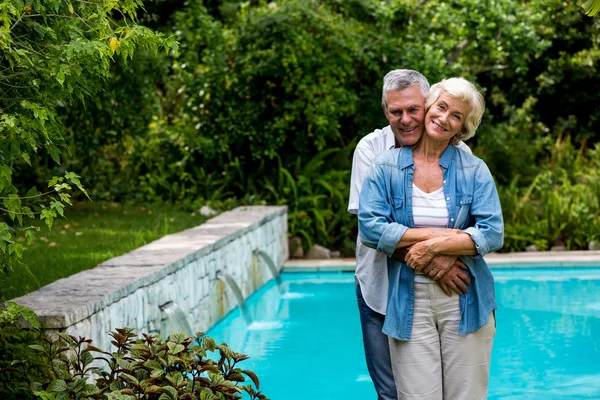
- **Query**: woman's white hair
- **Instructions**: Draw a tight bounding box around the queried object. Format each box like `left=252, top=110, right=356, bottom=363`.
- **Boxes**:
left=425, top=77, right=485, bottom=145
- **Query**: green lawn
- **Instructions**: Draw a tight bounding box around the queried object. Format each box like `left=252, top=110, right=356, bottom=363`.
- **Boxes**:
left=2, top=202, right=210, bottom=301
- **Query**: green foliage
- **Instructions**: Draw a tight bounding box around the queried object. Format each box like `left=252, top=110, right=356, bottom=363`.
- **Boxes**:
left=0, top=0, right=175, bottom=277
left=582, top=0, right=600, bottom=16
left=11, top=0, right=600, bottom=254
left=500, top=138, right=600, bottom=252
left=3, top=326, right=268, bottom=400
left=475, top=97, right=552, bottom=186
left=262, top=145, right=356, bottom=254
left=0, top=302, right=49, bottom=399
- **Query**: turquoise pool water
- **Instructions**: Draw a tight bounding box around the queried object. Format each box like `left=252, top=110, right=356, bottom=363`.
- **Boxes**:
left=207, top=269, right=600, bottom=399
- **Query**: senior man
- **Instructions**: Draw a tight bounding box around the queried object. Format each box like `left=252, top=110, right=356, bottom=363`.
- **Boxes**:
left=348, top=69, right=472, bottom=400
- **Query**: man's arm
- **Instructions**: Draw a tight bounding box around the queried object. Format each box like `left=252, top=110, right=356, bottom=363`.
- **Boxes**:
left=358, top=160, right=409, bottom=255
left=348, top=145, right=375, bottom=215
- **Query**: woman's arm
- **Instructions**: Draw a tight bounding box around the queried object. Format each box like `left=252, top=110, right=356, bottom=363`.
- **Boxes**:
left=359, top=154, right=465, bottom=256
left=395, top=228, right=462, bottom=249
left=404, top=233, right=476, bottom=272
left=405, top=160, right=504, bottom=271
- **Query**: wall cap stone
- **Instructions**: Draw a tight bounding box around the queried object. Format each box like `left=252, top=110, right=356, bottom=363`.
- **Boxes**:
left=12, top=205, right=287, bottom=329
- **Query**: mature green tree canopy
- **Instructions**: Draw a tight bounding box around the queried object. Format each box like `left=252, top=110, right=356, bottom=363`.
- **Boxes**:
left=8, top=0, right=600, bottom=257
left=0, top=0, right=175, bottom=276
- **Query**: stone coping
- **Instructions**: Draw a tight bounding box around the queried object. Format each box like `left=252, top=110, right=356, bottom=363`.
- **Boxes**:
left=283, top=251, right=600, bottom=272
left=12, top=206, right=287, bottom=329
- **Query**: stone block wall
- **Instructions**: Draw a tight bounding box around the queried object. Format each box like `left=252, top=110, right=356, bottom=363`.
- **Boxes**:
left=13, top=206, right=288, bottom=351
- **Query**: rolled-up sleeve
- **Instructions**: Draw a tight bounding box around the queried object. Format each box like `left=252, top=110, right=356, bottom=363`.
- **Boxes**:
left=358, top=161, right=408, bottom=257
left=464, top=161, right=504, bottom=257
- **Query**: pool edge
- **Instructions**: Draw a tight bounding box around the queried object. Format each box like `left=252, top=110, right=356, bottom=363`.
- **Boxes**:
left=283, top=251, right=600, bottom=272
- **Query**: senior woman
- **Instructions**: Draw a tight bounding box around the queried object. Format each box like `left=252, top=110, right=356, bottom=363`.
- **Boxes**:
left=358, top=77, right=503, bottom=400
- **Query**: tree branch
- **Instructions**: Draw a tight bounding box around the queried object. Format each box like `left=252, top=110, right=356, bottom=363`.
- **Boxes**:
left=446, top=36, right=476, bottom=66
left=409, top=0, right=431, bottom=25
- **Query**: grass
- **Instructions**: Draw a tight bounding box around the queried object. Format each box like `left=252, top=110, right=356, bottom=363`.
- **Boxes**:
left=2, top=201, right=210, bottom=301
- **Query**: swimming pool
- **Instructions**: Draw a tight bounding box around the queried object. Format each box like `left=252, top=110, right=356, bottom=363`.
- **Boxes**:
left=207, top=269, right=600, bottom=399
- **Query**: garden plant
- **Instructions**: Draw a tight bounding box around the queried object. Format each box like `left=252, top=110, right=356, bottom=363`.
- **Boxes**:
left=0, top=303, right=267, bottom=400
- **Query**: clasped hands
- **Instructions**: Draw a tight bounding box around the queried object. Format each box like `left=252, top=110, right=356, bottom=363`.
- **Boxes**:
left=392, top=229, right=471, bottom=296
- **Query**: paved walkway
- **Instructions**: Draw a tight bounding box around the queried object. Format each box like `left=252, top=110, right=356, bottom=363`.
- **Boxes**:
left=283, top=251, right=600, bottom=272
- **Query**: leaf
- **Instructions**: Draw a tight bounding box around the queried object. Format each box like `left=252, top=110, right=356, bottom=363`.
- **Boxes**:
left=121, top=373, right=139, bottom=386
left=33, top=391, right=57, bottom=400
left=3, top=194, right=21, bottom=221
left=8, top=243, right=24, bottom=258
left=47, top=380, right=68, bottom=393
left=170, top=332, right=187, bottom=343
left=582, top=0, right=600, bottom=16
left=29, top=344, right=46, bottom=352
left=48, top=176, right=63, bottom=188
left=143, top=360, right=163, bottom=369
left=81, top=350, right=94, bottom=366
left=72, top=377, right=88, bottom=393
left=158, top=386, right=178, bottom=400
left=151, top=368, right=165, bottom=378
left=116, top=357, right=131, bottom=370
left=81, top=384, right=100, bottom=396
left=242, top=370, right=260, bottom=389
left=109, top=37, right=121, bottom=54
left=171, top=372, right=184, bottom=387
left=200, top=391, right=218, bottom=400
left=57, top=333, right=76, bottom=346
left=167, top=342, right=185, bottom=354
left=40, top=209, right=57, bottom=230
left=106, top=390, right=134, bottom=400
left=8, top=302, right=39, bottom=329
left=0, top=165, right=12, bottom=192
left=22, top=152, right=31, bottom=166
left=26, top=186, right=39, bottom=198
left=202, top=337, right=216, bottom=352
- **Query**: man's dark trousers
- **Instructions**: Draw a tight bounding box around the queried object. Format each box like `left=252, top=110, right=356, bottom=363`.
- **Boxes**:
left=356, top=280, right=397, bottom=400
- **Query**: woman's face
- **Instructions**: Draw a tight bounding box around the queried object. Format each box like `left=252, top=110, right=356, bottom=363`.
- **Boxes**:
left=425, top=92, right=470, bottom=143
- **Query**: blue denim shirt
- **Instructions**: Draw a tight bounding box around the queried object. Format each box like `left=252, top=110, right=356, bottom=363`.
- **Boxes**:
left=358, top=144, right=504, bottom=341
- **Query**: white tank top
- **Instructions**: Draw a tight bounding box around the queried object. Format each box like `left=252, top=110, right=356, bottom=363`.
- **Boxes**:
left=412, top=184, right=448, bottom=283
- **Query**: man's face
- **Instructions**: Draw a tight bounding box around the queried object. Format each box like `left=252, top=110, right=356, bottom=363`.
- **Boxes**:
left=382, top=85, right=426, bottom=147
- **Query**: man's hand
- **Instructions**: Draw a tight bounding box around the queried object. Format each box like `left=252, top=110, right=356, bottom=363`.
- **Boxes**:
left=422, top=254, right=458, bottom=280
left=437, top=261, right=471, bottom=296
left=392, top=249, right=471, bottom=296
left=391, top=248, right=408, bottom=261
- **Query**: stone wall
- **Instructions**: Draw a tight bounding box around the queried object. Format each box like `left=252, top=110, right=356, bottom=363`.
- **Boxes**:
left=13, top=206, right=288, bottom=351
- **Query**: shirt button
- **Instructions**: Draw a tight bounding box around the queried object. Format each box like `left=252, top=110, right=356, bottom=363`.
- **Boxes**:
left=460, top=201, right=463, bottom=205
left=446, top=197, right=450, bottom=201
left=450, top=218, right=455, bottom=222
left=443, top=180, right=447, bottom=184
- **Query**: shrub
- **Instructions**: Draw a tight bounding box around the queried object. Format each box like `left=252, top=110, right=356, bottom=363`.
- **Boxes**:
left=0, top=303, right=48, bottom=399
left=499, top=138, right=600, bottom=251
left=2, top=320, right=267, bottom=400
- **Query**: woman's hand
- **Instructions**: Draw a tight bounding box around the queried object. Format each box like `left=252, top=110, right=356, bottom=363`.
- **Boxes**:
left=405, top=238, right=438, bottom=271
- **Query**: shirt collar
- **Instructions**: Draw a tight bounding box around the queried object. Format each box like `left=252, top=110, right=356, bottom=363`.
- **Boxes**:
left=439, top=144, right=456, bottom=169
left=398, top=142, right=456, bottom=169
left=384, top=125, right=396, bottom=150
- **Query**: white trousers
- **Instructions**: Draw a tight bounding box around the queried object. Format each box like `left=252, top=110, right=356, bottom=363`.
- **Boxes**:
left=388, top=282, right=495, bottom=400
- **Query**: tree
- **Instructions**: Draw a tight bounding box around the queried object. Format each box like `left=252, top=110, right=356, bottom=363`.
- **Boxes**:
left=0, top=0, right=176, bottom=278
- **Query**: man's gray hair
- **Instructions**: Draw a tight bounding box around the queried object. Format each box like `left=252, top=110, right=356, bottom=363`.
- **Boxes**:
left=425, top=77, right=485, bottom=145
left=382, top=69, right=430, bottom=109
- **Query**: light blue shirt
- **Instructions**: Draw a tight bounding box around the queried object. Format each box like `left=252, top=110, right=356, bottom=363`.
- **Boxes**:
left=358, top=144, right=504, bottom=340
